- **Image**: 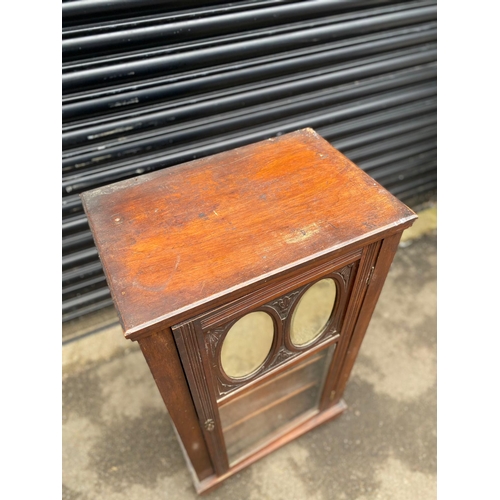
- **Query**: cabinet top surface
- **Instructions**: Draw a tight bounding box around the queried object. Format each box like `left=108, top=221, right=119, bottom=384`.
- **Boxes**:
left=81, top=128, right=416, bottom=336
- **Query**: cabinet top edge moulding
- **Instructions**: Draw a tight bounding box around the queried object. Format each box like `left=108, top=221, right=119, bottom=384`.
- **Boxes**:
left=80, top=128, right=417, bottom=340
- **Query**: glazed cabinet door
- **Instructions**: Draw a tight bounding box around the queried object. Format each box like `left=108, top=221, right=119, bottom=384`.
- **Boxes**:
left=172, top=242, right=380, bottom=474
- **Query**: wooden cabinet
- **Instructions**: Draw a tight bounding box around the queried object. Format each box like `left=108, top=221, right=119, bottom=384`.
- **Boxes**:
left=81, top=128, right=417, bottom=494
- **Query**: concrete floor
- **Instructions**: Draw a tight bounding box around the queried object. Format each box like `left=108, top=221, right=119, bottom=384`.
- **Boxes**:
left=62, top=208, right=436, bottom=500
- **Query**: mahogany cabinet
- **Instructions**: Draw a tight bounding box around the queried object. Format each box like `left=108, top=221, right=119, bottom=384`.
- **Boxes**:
left=81, top=128, right=417, bottom=494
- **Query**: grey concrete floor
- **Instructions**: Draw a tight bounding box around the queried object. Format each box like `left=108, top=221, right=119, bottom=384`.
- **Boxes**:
left=62, top=209, right=436, bottom=500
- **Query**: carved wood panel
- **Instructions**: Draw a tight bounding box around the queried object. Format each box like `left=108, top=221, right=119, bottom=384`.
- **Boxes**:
left=175, top=259, right=359, bottom=402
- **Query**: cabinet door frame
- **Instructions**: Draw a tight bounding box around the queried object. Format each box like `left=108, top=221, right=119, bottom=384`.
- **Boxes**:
left=172, top=242, right=380, bottom=474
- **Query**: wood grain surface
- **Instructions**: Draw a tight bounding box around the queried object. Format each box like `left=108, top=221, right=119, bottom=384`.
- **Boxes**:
left=81, top=128, right=416, bottom=337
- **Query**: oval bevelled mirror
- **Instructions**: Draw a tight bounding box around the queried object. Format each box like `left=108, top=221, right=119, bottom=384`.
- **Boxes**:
left=220, top=311, right=274, bottom=379
left=290, top=278, right=337, bottom=347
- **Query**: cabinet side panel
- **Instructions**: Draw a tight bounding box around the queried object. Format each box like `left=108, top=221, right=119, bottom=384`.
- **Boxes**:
left=333, top=232, right=404, bottom=401
left=138, top=330, right=214, bottom=482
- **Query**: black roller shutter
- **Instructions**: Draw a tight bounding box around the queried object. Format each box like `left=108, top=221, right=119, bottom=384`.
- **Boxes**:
left=62, top=0, right=437, bottom=323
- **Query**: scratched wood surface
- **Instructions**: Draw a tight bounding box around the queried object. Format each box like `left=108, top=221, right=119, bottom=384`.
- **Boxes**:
left=81, top=128, right=416, bottom=336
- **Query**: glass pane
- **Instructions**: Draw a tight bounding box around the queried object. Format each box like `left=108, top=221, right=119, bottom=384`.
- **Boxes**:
left=219, top=345, right=335, bottom=465
left=290, top=278, right=336, bottom=346
left=220, top=311, right=274, bottom=379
